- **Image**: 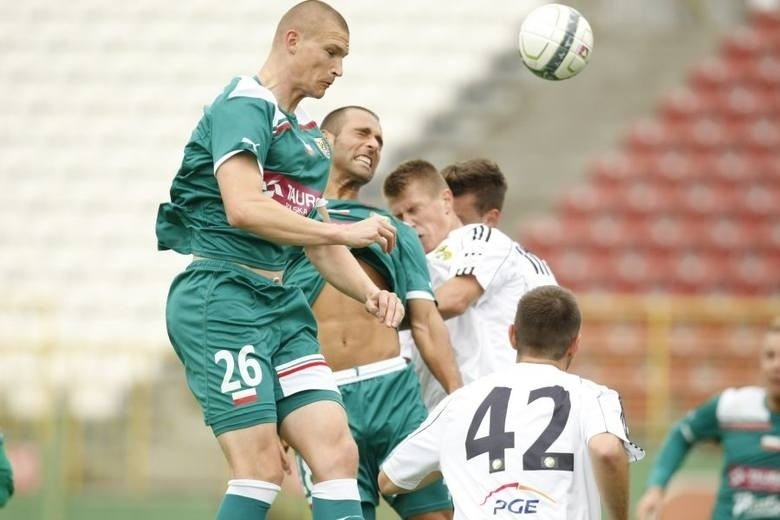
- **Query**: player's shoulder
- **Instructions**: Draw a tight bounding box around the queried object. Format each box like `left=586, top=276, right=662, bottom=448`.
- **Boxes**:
left=222, top=76, right=276, bottom=104
left=716, top=386, right=769, bottom=423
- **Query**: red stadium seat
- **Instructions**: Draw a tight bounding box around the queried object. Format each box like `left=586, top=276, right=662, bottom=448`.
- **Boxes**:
left=721, top=26, right=774, bottom=60
left=725, top=252, right=778, bottom=296
left=641, top=214, right=698, bottom=253
left=668, top=251, right=726, bottom=295
left=624, top=118, right=674, bottom=152
left=660, top=87, right=709, bottom=122
left=678, top=182, right=733, bottom=218
left=737, top=182, right=780, bottom=221
left=742, top=55, right=780, bottom=90
left=557, top=182, right=621, bottom=218
left=609, top=249, right=675, bottom=293
left=709, top=151, right=765, bottom=186
left=750, top=8, right=780, bottom=32
left=649, top=151, right=702, bottom=185
left=588, top=152, right=648, bottom=185
left=699, top=216, right=756, bottom=252
left=717, top=86, right=765, bottom=121
left=741, top=119, right=780, bottom=153
left=584, top=214, right=640, bottom=251
left=690, top=57, right=740, bottom=91
left=543, top=248, right=611, bottom=293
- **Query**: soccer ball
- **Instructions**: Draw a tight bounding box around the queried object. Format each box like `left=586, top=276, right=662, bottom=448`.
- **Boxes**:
left=518, top=3, right=593, bottom=81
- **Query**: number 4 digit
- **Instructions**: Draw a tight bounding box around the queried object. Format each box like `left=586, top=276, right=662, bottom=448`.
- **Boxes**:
left=465, top=387, right=514, bottom=473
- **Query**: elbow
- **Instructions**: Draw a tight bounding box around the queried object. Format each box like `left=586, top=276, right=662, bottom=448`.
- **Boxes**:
left=378, top=472, right=400, bottom=496
left=590, top=436, right=628, bottom=469
left=438, top=297, right=469, bottom=319
left=224, top=203, right=251, bottom=230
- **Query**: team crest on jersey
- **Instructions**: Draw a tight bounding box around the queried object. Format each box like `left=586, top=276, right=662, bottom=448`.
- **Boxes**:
left=313, top=137, right=331, bottom=158
left=432, top=244, right=453, bottom=262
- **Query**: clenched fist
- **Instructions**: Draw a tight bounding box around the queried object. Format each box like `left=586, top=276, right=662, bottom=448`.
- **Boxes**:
left=364, top=289, right=404, bottom=328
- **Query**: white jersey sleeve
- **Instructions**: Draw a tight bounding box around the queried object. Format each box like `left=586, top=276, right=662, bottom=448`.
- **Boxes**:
left=450, top=224, right=556, bottom=294
left=381, top=395, right=452, bottom=490
left=580, top=382, right=646, bottom=463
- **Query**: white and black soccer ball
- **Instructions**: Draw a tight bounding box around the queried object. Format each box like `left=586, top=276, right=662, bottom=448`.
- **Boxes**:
left=518, top=3, right=593, bottom=81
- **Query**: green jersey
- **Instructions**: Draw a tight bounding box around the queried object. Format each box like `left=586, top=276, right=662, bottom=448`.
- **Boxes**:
left=0, top=433, right=13, bottom=507
left=648, top=386, right=780, bottom=519
left=156, top=76, right=333, bottom=270
left=285, top=200, right=434, bottom=305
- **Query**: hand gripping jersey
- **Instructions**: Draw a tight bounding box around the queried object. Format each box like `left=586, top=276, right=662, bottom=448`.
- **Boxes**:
left=156, top=76, right=332, bottom=270
left=382, top=363, right=645, bottom=519
left=285, top=200, right=435, bottom=306
left=648, top=386, right=780, bottom=519
left=402, top=224, right=558, bottom=409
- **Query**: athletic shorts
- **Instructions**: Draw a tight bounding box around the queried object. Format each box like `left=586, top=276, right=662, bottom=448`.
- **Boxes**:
left=165, top=259, right=341, bottom=436
left=297, top=357, right=452, bottom=518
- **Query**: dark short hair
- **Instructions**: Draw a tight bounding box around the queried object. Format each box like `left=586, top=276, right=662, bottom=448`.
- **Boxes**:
left=441, top=158, right=507, bottom=213
left=514, top=285, right=581, bottom=360
left=321, top=105, right=379, bottom=135
left=383, top=159, right=446, bottom=199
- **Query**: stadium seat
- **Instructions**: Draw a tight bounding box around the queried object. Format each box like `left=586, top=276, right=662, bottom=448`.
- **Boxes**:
left=726, top=252, right=779, bottom=296
left=721, top=26, right=774, bottom=60
left=625, top=118, right=673, bottom=152
left=557, top=183, right=622, bottom=219
left=668, top=251, right=727, bottom=295
left=708, top=151, right=765, bottom=186
left=690, top=57, right=741, bottom=91
left=588, top=151, right=648, bottom=185
left=641, top=214, right=698, bottom=253
left=660, top=87, right=709, bottom=122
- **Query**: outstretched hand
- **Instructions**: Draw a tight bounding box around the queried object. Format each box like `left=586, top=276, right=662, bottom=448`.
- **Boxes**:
left=342, top=215, right=397, bottom=253
left=636, top=487, right=664, bottom=520
left=364, top=289, right=405, bottom=328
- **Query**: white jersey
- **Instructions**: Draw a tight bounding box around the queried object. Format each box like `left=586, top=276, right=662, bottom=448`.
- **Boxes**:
left=401, top=224, right=558, bottom=408
left=382, top=363, right=645, bottom=520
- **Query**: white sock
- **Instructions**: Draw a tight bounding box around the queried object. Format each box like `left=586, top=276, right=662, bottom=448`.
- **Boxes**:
left=225, top=479, right=281, bottom=504
left=310, top=478, right=360, bottom=501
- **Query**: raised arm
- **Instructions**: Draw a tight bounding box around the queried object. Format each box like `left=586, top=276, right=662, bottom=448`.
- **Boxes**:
left=217, top=153, right=396, bottom=250
left=305, top=243, right=404, bottom=328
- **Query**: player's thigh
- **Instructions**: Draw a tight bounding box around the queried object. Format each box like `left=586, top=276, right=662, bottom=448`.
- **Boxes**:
left=280, top=399, right=357, bottom=479
left=166, top=267, right=280, bottom=435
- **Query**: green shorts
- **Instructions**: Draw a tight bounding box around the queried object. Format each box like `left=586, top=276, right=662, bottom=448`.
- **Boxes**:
left=166, top=259, right=341, bottom=436
left=297, top=358, right=452, bottom=518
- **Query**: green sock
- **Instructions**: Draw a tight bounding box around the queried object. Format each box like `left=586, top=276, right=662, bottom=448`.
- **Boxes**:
left=215, top=479, right=278, bottom=520
left=311, top=479, right=363, bottom=520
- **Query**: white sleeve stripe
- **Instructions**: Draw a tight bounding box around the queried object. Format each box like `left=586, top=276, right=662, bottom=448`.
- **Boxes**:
left=214, top=150, right=264, bottom=177
left=406, top=290, right=435, bottom=301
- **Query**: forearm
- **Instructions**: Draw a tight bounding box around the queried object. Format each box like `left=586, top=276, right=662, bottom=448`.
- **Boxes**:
left=647, top=421, right=694, bottom=489
left=410, top=301, right=462, bottom=393
left=434, top=275, right=482, bottom=320
left=305, top=244, right=377, bottom=304
left=590, top=434, right=629, bottom=520
left=230, top=196, right=348, bottom=247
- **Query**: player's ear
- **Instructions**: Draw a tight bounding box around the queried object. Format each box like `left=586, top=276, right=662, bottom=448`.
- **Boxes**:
left=484, top=208, right=501, bottom=227
left=284, top=29, right=301, bottom=54
left=568, top=333, right=581, bottom=358
left=322, top=128, right=335, bottom=145
left=508, top=324, right=519, bottom=351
